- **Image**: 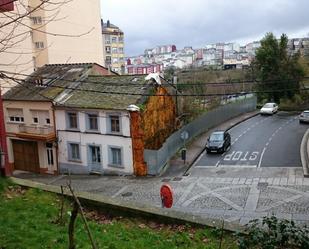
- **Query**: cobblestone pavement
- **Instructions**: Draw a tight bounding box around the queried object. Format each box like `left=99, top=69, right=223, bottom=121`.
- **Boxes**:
left=14, top=167, right=309, bottom=226
left=11, top=111, right=309, bottom=227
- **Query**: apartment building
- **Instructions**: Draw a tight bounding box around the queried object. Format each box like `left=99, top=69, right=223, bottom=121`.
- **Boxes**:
left=101, top=20, right=125, bottom=74
left=0, top=0, right=104, bottom=92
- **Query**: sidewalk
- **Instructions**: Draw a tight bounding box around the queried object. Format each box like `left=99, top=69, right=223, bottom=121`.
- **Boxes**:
left=9, top=110, right=309, bottom=230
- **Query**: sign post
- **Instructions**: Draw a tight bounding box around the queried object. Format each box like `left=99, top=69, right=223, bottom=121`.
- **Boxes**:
left=180, top=131, right=189, bottom=164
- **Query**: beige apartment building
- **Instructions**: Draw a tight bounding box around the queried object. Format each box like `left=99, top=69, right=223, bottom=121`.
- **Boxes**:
left=0, top=0, right=104, bottom=92
left=102, top=20, right=125, bottom=74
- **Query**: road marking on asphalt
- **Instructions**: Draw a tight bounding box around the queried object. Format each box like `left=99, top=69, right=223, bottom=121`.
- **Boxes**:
left=195, top=165, right=218, bottom=168
left=192, top=150, right=207, bottom=167
left=258, top=147, right=266, bottom=168
left=112, top=186, right=129, bottom=198
left=218, top=164, right=257, bottom=168
left=215, top=161, right=220, bottom=167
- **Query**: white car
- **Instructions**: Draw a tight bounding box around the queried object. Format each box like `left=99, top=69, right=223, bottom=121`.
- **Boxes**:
left=260, top=102, right=278, bottom=115
left=299, top=110, right=309, bottom=123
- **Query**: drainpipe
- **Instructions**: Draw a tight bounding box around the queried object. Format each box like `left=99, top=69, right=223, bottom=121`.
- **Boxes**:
left=52, top=103, right=59, bottom=175
left=127, top=105, right=147, bottom=176
left=0, top=89, right=10, bottom=176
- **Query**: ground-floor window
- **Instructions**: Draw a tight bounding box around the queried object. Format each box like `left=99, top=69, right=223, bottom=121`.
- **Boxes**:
left=109, top=146, right=122, bottom=167
left=68, top=143, right=81, bottom=161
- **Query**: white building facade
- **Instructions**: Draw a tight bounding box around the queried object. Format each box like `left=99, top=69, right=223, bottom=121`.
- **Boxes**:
left=56, top=108, right=134, bottom=175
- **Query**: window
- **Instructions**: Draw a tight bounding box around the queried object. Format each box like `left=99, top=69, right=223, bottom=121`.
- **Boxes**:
left=7, top=108, right=24, bottom=123
left=46, top=118, right=50, bottom=125
left=112, top=47, right=118, bottom=54
left=112, top=37, right=117, bottom=43
left=118, top=47, right=124, bottom=53
left=105, top=35, right=110, bottom=44
left=109, top=115, right=120, bottom=133
left=105, top=46, right=111, bottom=53
left=87, top=113, right=98, bottom=131
left=68, top=143, right=80, bottom=161
left=31, top=16, right=42, bottom=25
left=46, top=143, right=54, bottom=165
left=34, top=41, right=44, bottom=49
left=89, top=145, right=101, bottom=164
left=30, top=110, right=50, bottom=125
left=112, top=58, right=118, bottom=63
left=67, top=112, right=78, bottom=129
left=118, top=37, right=124, bottom=43
left=33, top=117, right=38, bottom=124
left=109, top=147, right=122, bottom=166
left=105, top=56, right=111, bottom=64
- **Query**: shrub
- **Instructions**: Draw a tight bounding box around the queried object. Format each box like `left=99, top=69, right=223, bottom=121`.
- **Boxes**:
left=238, top=216, right=309, bottom=249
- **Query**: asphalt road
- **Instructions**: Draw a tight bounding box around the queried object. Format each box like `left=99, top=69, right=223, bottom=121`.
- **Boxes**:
left=194, top=112, right=308, bottom=168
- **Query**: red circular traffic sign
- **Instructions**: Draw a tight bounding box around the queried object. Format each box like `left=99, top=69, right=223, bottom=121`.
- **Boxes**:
left=160, top=184, right=173, bottom=208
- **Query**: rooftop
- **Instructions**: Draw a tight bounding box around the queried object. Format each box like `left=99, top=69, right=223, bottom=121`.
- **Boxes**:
left=3, top=66, right=172, bottom=110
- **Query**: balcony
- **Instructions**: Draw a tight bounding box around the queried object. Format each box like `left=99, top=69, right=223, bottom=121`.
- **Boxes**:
left=17, top=124, right=56, bottom=141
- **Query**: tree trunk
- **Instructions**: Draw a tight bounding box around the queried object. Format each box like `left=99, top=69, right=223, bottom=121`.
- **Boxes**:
left=68, top=202, right=79, bottom=249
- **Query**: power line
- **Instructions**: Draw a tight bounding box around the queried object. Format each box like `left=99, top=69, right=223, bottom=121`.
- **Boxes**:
left=1, top=73, right=307, bottom=98
left=0, top=69, right=307, bottom=87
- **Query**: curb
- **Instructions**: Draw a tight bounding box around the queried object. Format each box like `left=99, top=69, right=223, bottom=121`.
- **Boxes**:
left=300, top=128, right=309, bottom=177
left=183, top=111, right=259, bottom=176
left=9, top=177, right=244, bottom=233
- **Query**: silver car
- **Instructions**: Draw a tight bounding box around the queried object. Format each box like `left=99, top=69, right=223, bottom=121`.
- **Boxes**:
left=260, top=102, right=278, bottom=115
left=299, top=111, right=309, bottom=123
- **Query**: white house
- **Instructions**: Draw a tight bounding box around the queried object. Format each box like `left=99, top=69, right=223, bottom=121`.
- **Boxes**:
left=56, top=108, right=134, bottom=175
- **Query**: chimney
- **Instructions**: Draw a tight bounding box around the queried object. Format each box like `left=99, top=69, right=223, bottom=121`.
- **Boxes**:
left=107, top=20, right=110, bottom=27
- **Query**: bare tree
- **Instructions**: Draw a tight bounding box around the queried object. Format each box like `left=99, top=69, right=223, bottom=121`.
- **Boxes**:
left=0, top=0, right=97, bottom=90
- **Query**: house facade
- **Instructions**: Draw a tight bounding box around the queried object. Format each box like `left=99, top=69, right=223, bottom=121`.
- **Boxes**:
left=2, top=64, right=177, bottom=176
left=55, top=108, right=134, bottom=175
left=52, top=74, right=177, bottom=176
left=2, top=63, right=115, bottom=175
left=4, top=101, right=57, bottom=174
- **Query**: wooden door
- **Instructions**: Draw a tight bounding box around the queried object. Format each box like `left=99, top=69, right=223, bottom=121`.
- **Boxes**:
left=12, top=140, right=40, bottom=173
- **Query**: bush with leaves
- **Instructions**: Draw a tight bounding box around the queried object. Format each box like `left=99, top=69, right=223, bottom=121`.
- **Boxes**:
left=238, top=216, right=309, bottom=249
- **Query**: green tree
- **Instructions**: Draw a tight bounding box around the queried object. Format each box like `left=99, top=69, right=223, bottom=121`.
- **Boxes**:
left=253, top=33, right=304, bottom=103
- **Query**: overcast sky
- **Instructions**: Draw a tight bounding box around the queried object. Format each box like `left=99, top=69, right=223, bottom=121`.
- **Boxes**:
left=100, top=0, right=309, bottom=56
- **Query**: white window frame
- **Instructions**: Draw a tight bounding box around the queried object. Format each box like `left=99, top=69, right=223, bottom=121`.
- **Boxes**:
left=107, top=114, right=121, bottom=134
left=31, top=16, right=42, bottom=25
left=68, top=142, right=81, bottom=162
left=66, top=112, right=79, bottom=130
left=108, top=146, right=123, bottom=168
left=86, top=113, right=99, bottom=132
left=34, top=41, right=44, bottom=49
left=7, top=108, right=24, bottom=123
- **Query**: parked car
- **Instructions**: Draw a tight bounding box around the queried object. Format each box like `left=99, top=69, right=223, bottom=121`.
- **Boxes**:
left=206, top=130, right=231, bottom=153
left=260, top=102, right=278, bottom=115
left=299, top=110, right=309, bottom=123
